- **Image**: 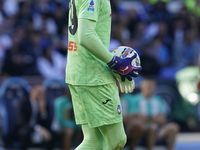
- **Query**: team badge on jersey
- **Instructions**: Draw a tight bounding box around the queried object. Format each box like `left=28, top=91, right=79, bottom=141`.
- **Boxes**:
left=117, top=105, right=121, bottom=115
left=88, top=0, right=95, bottom=11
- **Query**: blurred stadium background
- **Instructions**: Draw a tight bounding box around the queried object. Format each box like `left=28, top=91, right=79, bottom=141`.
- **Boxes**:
left=0, top=0, right=200, bottom=149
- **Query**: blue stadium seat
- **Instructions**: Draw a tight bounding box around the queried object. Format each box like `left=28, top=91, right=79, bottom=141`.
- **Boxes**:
left=43, top=79, right=66, bottom=103
left=0, top=77, right=31, bottom=148
left=155, top=81, right=181, bottom=118
left=42, top=79, right=66, bottom=147
left=43, top=79, right=66, bottom=127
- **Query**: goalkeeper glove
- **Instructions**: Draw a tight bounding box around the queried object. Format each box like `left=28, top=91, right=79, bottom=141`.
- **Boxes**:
left=118, top=78, right=135, bottom=93
left=112, top=70, right=135, bottom=93
left=107, top=53, right=142, bottom=81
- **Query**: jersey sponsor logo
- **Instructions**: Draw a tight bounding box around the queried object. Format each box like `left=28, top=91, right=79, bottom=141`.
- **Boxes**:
left=102, top=99, right=111, bottom=104
left=117, top=105, right=121, bottom=114
left=88, top=0, right=95, bottom=11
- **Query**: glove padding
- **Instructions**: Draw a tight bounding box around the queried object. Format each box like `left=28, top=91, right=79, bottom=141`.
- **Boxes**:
left=112, top=70, right=135, bottom=93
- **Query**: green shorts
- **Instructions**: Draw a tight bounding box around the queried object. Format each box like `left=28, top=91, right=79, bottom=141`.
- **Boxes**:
left=68, top=83, right=122, bottom=128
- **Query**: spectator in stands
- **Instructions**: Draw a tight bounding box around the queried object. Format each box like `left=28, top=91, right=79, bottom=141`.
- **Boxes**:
left=16, top=85, right=58, bottom=150
left=37, top=45, right=67, bottom=79
left=0, top=24, right=12, bottom=73
left=54, top=25, right=68, bottom=56
left=2, top=29, right=38, bottom=76
left=3, top=0, right=19, bottom=17
left=30, top=85, right=61, bottom=150
left=149, top=36, right=170, bottom=68
left=122, top=78, right=179, bottom=150
left=0, top=0, right=199, bottom=79
left=54, top=86, right=76, bottom=150
left=11, top=85, right=34, bottom=150
left=185, top=0, right=200, bottom=17
left=140, top=44, right=160, bottom=76
left=149, top=0, right=171, bottom=22
left=17, top=0, right=32, bottom=26
left=172, top=28, right=200, bottom=69
left=0, top=1, right=4, bottom=26
left=24, top=31, right=43, bottom=59
left=143, top=21, right=172, bottom=50
left=53, top=4, right=68, bottom=35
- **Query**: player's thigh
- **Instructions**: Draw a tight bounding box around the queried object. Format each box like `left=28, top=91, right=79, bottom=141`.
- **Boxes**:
left=68, top=84, right=88, bottom=124
left=71, top=83, right=123, bottom=128
left=81, top=124, right=103, bottom=142
left=75, top=124, right=103, bottom=150
left=98, top=122, right=127, bottom=149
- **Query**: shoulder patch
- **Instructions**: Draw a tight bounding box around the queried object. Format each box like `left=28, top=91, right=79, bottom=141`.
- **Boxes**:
left=88, top=0, right=95, bottom=11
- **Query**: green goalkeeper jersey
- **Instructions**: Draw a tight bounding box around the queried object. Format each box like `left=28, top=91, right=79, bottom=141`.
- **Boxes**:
left=65, top=0, right=115, bottom=86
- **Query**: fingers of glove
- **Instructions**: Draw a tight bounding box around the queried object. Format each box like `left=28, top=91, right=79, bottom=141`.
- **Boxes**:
left=126, top=75, right=132, bottom=81
left=128, top=85, right=133, bottom=93
left=119, top=82, right=125, bottom=93
left=132, top=80, right=135, bottom=90
left=121, top=75, right=126, bottom=82
left=124, top=85, right=128, bottom=94
left=119, top=80, right=135, bottom=93
left=128, top=71, right=139, bottom=78
left=119, top=75, right=132, bottom=82
left=132, top=66, right=142, bottom=71
left=124, top=84, right=134, bottom=93
left=125, top=80, right=135, bottom=93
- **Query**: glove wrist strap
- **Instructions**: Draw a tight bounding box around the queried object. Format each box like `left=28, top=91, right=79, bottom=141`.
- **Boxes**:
left=107, top=56, right=122, bottom=70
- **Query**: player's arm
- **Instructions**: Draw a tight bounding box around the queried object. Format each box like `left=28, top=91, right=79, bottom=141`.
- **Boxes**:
left=78, top=18, right=113, bottom=63
left=78, top=18, right=141, bottom=78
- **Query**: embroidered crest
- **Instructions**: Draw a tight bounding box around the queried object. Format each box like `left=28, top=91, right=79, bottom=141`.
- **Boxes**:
left=117, top=105, right=121, bottom=115
left=88, top=0, right=95, bottom=11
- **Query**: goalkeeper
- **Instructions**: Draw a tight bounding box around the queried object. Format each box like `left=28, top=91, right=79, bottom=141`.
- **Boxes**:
left=65, top=0, right=141, bottom=149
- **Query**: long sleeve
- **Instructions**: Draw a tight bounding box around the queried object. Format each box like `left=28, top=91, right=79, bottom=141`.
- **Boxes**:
left=78, top=18, right=113, bottom=64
